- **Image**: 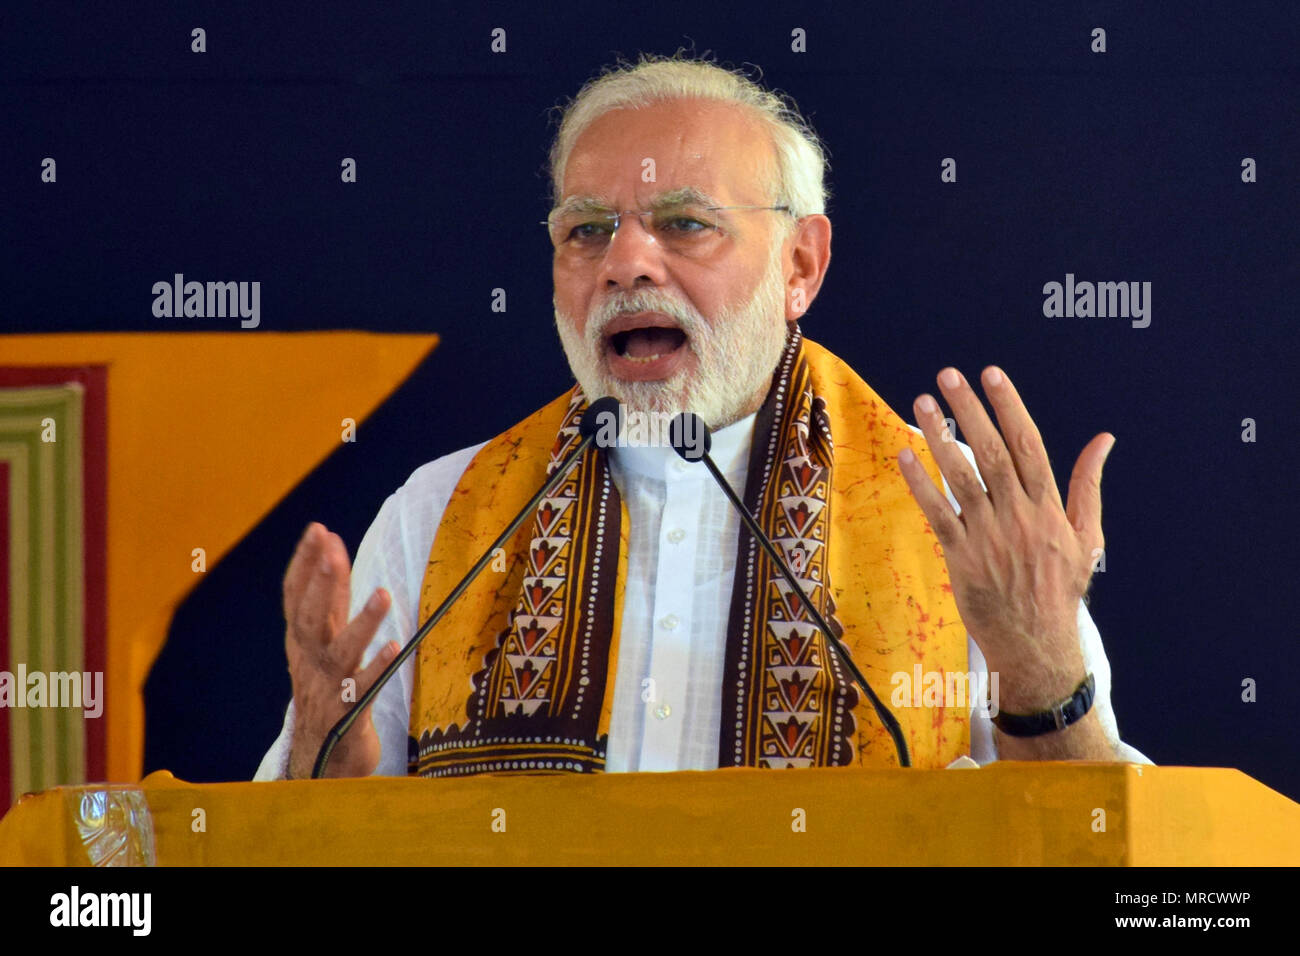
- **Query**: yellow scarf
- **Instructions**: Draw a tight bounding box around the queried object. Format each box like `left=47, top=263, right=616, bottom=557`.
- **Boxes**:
left=409, top=328, right=969, bottom=775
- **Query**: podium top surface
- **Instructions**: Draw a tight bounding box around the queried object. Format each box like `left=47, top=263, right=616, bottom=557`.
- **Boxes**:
left=2, top=763, right=1296, bottom=866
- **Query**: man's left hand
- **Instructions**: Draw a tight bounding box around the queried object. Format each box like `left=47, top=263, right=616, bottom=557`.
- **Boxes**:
left=896, top=366, right=1115, bottom=716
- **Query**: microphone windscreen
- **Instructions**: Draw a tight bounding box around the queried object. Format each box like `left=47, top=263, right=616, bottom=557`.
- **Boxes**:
left=669, top=412, right=712, bottom=462
left=579, top=396, right=622, bottom=442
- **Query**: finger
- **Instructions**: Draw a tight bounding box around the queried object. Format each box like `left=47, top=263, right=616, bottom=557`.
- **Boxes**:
left=979, top=366, right=1060, bottom=507
left=325, top=533, right=353, bottom=636
left=934, top=367, right=1021, bottom=510
left=355, top=636, right=400, bottom=702
left=913, top=386, right=993, bottom=524
left=332, top=588, right=394, bottom=679
left=283, top=522, right=325, bottom=622
left=897, top=447, right=967, bottom=547
left=1065, top=433, right=1115, bottom=545
left=292, top=532, right=348, bottom=650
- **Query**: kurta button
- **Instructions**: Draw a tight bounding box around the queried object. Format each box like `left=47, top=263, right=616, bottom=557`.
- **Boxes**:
left=654, top=703, right=672, bottom=720
left=667, top=528, right=686, bottom=544
left=659, top=614, right=679, bottom=630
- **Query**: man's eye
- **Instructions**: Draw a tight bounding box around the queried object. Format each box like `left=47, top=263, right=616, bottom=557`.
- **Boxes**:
left=569, top=220, right=614, bottom=241
left=659, top=216, right=710, bottom=233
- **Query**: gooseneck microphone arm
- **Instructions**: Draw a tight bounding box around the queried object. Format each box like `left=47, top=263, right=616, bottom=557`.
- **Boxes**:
left=311, top=396, right=623, bottom=779
left=669, top=412, right=912, bottom=769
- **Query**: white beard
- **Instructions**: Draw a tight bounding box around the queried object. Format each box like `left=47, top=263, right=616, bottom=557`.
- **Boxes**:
left=554, top=236, right=791, bottom=430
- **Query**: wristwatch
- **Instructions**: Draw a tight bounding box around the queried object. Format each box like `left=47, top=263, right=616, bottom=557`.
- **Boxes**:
left=991, top=673, right=1096, bottom=737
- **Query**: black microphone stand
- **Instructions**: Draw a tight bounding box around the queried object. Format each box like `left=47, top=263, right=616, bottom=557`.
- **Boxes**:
left=670, top=412, right=912, bottom=768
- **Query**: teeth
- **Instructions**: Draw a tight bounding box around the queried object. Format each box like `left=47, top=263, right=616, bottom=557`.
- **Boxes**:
left=624, top=353, right=662, bottom=363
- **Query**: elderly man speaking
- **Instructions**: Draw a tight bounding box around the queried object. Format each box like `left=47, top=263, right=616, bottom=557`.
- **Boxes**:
left=257, top=55, right=1150, bottom=781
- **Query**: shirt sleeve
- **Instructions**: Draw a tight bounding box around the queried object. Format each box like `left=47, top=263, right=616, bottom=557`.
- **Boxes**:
left=253, top=442, right=486, bottom=780
left=903, top=425, right=1153, bottom=766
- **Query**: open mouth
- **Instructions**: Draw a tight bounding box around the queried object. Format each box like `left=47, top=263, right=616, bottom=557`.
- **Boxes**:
left=609, top=326, right=689, bottom=364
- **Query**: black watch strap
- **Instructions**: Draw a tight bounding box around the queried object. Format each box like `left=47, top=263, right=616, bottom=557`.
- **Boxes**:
left=992, top=672, right=1096, bottom=738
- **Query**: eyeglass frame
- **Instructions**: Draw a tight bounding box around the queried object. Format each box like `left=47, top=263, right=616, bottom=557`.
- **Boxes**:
left=540, top=202, right=798, bottom=251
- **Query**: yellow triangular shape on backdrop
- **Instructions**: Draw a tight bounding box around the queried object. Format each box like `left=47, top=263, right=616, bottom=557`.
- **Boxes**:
left=0, top=331, right=438, bottom=782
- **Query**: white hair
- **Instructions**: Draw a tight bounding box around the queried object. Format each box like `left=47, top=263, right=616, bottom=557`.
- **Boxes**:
left=547, top=53, right=830, bottom=236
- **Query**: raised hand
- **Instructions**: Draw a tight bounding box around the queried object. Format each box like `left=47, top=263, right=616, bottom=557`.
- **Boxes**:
left=896, top=366, right=1114, bottom=717
left=282, top=522, right=396, bottom=778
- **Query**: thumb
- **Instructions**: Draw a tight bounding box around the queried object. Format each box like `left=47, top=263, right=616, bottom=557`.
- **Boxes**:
left=1065, top=433, right=1115, bottom=538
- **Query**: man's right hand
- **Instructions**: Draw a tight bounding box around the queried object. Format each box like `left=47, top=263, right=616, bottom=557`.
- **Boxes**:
left=283, top=522, right=396, bottom=779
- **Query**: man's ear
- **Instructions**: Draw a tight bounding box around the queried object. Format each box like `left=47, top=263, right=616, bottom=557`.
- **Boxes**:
left=784, top=214, right=832, bottom=321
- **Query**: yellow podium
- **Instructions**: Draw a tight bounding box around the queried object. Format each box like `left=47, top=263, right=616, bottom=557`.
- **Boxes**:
left=1, top=764, right=1297, bottom=866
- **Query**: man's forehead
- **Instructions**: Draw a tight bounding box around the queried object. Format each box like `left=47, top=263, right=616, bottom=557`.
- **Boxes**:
left=559, top=99, right=776, bottom=206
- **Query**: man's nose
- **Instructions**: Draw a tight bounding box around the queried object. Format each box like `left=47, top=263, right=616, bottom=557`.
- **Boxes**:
left=597, top=213, right=668, bottom=290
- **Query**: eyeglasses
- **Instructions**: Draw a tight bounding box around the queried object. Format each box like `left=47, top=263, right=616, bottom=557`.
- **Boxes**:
left=541, top=202, right=795, bottom=260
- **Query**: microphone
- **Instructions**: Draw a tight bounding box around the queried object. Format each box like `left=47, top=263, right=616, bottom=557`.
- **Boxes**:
left=312, top=396, right=623, bottom=778
left=667, top=412, right=912, bottom=768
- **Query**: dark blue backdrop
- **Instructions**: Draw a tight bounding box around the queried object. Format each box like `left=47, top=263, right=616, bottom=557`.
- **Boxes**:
left=3, top=2, right=1296, bottom=800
